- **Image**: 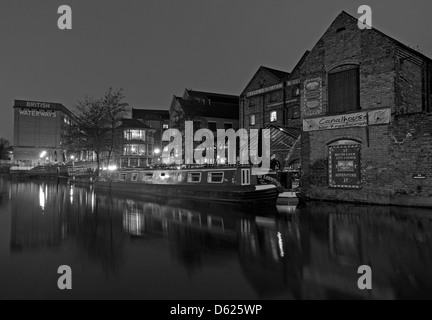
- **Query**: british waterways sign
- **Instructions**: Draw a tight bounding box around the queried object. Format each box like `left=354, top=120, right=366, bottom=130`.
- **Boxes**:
left=303, top=108, right=391, bottom=132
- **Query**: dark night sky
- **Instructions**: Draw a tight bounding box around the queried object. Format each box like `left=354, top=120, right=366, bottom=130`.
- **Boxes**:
left=1, top=0, right=431, bottom=141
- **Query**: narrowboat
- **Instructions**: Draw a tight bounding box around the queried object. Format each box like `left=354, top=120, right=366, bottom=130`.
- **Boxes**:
left=95, top=165, right=280, bottom=205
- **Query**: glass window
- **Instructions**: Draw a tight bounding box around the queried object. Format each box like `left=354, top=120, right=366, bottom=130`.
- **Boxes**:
left=124, top=130, right=146, bottom=141
left=121, top=158, right=128, bottom=168
left=270, top=111, right=277, bottom=122
left=250, top=115, right=256, bottom=126
left=139, top=158, right=147, bottom=167
left=208, top=172, right=224, bottom=183
left=163, top=124, right=169, bottom=129
left=208, top=122, right=217, bottom=132
left=124, top=144, right=147, bottom=156
left=143, top=173, right=153, bottom=182
left=187, top=172, right=202, bottom=183
left=129, top=158, right=138, bottom=167
left=249, top=98, right=256, bottom=107
left=131, top=173, right=139, bottom=182
left=118, top=173, right=127, bottom=181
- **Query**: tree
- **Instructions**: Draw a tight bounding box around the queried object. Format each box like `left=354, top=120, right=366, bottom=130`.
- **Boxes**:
left=62, top=96, right=111, bottom=175
left=102, top=88, right=129, bottom=165
left=0, top=138, right=10, bottom=160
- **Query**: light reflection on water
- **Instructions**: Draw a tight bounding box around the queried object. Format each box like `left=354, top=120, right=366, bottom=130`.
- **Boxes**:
left=1, top=176, right=432, bottom=299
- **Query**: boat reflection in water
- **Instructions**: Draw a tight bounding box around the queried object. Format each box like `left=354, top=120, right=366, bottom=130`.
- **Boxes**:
left=2, top=177, right=432, bottom=299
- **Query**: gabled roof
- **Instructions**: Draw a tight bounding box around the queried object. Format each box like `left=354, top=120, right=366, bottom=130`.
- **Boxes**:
left=260, top=66, right=290, bottom=80
left=184, top=89, right=239, bottom=104
left=118, top=118, right=154, bottom=130
left=338, top=11, right=432, bottom=63
left=288, top=51, right=310, bottom=79
left=175, top=96, right=239, bottom=120
left=240, top=66, right=290, bottom=97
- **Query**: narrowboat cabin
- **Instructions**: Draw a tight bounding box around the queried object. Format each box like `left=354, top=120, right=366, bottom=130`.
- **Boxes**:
left=95, top=166, right=280, bottom=205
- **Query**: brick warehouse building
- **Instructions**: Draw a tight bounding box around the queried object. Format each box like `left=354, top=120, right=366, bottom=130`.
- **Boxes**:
left=240, top=62, right=309, bottom=170
left=13, top=99, right=75, bottom=166
left=296, top=11, right=432, bottom=207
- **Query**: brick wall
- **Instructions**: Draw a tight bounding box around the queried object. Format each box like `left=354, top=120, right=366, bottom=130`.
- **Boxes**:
left=298, top=12, right=432, bottom=206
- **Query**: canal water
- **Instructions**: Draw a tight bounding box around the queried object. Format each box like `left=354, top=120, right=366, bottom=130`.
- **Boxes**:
left=1, top=176, right=432, bottom=300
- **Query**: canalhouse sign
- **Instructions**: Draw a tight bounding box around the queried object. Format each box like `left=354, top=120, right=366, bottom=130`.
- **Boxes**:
left=329, top=144, right=362, bottom=189
left=303, top=108, right=391, bottom=132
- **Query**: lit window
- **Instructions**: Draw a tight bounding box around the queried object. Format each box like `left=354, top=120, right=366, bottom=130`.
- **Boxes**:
left=270, top=111, right=277, bottom=122
left=163, top=124, right=169, bottom=129
left=250, top=115, right=256, bottom=126
left=124, top=130, right=146, bottom=141
left=187, top=172, right=202, bottom=183
left=208, top=172, right=224, bottom=183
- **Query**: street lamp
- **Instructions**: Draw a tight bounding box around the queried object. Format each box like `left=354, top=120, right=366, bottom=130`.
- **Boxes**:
left=154, top=148, right=161, bottom=155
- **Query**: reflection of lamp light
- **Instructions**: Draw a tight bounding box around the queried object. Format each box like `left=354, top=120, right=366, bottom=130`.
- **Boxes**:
left=154, top=148, right=161, bottom=155
left=40, top=151, right=47, bottom=158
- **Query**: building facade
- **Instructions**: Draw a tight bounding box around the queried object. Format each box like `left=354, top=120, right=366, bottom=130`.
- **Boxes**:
left=170, top=89, right=239, bottom=164
left=297, top=11, right=432, bottom=206
left=240, top=65, right=307, bottom=170
left=13, top=99, right=74, bottom=166
left=131, top=108, right=170, bottom=161
left=117, top=119, right=156, bottom=168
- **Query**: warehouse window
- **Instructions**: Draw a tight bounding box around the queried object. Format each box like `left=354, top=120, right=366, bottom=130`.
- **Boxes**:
left=328, top=66, right=360, bottom=114
left=270, top=111, right=277, bottom=122
left=250, top=114, right=256, bottom=126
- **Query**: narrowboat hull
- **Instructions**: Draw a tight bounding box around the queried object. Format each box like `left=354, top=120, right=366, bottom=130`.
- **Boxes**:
left=95, top=181, right=279, bottom=205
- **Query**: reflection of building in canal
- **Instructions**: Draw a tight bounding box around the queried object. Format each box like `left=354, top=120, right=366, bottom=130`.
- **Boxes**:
left=9, top=181, right=432, bottom=299
left=10, top=180, right=65, bottom=251
left=118, top=194, right=305, bottom=295
left=238, top=215, right=304, bottom=299
left=300, top=204, right=432, bottom=300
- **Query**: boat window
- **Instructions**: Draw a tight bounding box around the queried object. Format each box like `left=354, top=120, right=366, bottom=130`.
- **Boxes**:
left=208, top=172, right=224, bottom=183
left=160, top=173, right=166, bottom=177
left=131, top=173, right=139, bottom=182
left=118, top=173, right=127, bottom=181
left=241, top=169, right=250, bottom=185
left=187, top=172, right=202, bottom=183
left=143, top=173, right=153, bottom=182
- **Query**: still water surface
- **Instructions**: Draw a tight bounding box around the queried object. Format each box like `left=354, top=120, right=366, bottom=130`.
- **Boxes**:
left=1, top=176, right=432, bottom=300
